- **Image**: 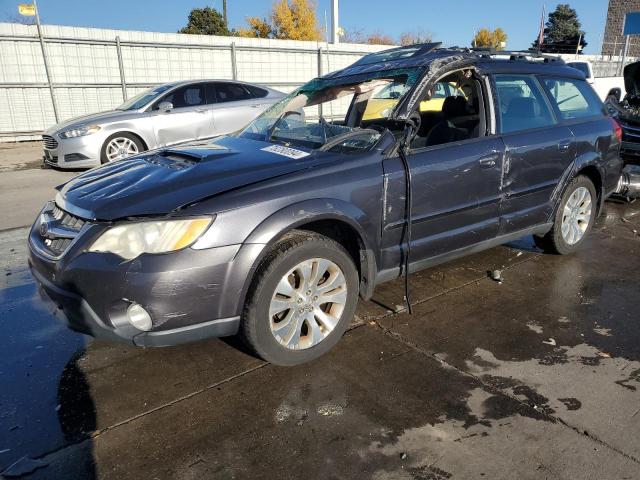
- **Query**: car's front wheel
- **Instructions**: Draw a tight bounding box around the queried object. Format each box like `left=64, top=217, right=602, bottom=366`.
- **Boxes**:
left=534, top=175, right=597, bottom=254
left=241, top=231, right=359, bottom=366
left=101, top=132, right=144, bottom=164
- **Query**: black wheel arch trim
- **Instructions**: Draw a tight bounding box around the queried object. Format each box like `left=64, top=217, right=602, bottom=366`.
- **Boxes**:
left=549, top=154, right=606, bottom=222
left=238, top=199, right=378, bottom=308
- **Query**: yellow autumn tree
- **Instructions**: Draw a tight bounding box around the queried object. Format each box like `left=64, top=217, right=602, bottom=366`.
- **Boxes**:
left=493, top=28, right=508, bottom=49
left=237, top=0, right=322, bottom=41
left=236, top=17, right=273, bottom=38
left=472, top=28, right=508, bottom=50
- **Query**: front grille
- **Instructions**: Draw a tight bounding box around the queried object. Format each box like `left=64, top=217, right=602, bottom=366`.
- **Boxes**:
left=37, top=204, right=88, bottom=258
left=44, top=238, right=73, bottom=256
left=621, top=121, right=640, bottom=142
left=51, top=204, right=86, bottom=230
left=42, top=135, right=58, bottom=150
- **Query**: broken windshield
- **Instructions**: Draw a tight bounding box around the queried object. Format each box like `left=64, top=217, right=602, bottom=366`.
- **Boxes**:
left=240, top=67, right=423, bottom=151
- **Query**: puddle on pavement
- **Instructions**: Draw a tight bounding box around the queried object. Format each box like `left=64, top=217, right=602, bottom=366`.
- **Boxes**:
left=1, top=201, right=639, bottom=478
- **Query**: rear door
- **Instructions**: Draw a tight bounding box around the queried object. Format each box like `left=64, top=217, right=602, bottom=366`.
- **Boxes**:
left=149, top=83, right=212, bottom=146
left=208, top=82, right=269, bottom=135
left=540, top=75, right=623, bottom=195
left=493, top=74, right=576, bottom=234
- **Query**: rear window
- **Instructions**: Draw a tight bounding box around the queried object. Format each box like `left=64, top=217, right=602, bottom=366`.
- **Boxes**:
left=541, top=77, right=603, bottom=120
left=494, top=75, right=556, bottom=134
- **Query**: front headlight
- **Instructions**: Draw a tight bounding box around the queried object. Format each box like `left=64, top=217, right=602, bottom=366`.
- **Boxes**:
left=89, top=217, right=213, bottom=260
left=59, top=125, right=101, bottom=139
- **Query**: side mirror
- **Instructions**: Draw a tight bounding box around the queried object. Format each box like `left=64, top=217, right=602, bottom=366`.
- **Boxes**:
left=158, top=101, right=173, bottom=112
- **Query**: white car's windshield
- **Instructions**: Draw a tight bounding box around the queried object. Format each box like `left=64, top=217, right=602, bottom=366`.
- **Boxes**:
left=116, top=84, right=175, bottom=111
left=240, top=67, right=422, bottom=152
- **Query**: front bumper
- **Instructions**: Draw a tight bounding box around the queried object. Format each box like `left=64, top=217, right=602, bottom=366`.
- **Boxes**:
left=30, top=266, right=240, bottom=346
left=43, top=132, right=102, bottom=169
left=27, top=213, right=263, bottom=346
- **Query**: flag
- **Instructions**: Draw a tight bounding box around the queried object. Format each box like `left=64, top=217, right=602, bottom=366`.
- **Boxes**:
left=537, top=5, right=546, bottom=48
left=18, top=4, right=36, bottom=16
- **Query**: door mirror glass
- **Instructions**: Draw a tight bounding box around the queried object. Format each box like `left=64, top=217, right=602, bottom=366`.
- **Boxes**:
left=158, top=101, right=173, bottom=112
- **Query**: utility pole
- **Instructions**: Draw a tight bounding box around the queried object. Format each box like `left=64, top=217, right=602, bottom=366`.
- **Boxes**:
left=331, top=0, right=339, bottom=44
left=222, top=0, right=228, bottom=29
left=33, top=0, right=59, bottom=122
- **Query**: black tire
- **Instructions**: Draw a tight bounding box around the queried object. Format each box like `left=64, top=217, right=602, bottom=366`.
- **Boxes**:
left=100, top=132, right=144, bottom=164
left=241, top=230, right=359, bottom=366
left=533, top=175, right=597, bottom=255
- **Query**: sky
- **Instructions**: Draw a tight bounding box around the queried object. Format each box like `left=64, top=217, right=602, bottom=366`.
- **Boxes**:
left=0, top=0, right=611, bottom=54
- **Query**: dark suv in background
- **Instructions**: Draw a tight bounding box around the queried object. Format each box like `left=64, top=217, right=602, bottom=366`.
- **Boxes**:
left=29, top=44, right=623, bottom=365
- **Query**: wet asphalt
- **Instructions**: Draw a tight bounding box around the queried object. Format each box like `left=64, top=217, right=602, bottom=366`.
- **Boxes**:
left=1, top=198, right=640, bottom=479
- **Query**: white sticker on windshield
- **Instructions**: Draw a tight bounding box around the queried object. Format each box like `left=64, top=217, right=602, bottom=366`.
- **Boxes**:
left=261, top=145, right=310, bottom=159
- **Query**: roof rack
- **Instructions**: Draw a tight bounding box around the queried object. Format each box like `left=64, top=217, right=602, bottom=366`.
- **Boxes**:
left=469, top=48, right=565, bottom=64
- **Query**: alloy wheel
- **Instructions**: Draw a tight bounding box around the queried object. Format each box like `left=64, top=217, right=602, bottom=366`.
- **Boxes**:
left=269, top=258, right=347, bottom=350
left=561, top=186, right=592, bottom=245
left=105, top=137, right=139, bottom=162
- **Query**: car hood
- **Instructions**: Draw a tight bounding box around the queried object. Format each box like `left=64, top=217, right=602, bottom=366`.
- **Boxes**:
left=624, top=61, right=640, bottom=96
left=45, top=110, right=139, bottom=134
left=56, top=136, right=320, bottom=221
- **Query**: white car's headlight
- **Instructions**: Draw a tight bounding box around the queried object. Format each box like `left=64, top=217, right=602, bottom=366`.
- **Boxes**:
left=59, top=125, right=101, bottom=139
left=89, top=217, right=213, bottom=260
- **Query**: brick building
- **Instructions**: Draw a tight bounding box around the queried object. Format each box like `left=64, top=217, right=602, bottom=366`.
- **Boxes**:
left=602, top=0, right=640, bottom=56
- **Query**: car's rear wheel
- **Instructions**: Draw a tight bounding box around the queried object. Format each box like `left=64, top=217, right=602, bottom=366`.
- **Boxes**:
left=241, top=231, right=359, bottom=366
left=101, top=133, right=144, bottom=164
left=534, top=175, right=596, bottom=254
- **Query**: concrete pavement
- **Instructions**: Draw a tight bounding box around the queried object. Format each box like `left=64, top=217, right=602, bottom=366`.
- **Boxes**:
left=0, top=142, right=77, bottom=231
left=1, top=143, right=640, bottom=479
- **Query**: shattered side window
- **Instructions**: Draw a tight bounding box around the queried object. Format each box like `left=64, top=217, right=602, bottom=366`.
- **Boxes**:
left=240, top=67, right=423, bottom=151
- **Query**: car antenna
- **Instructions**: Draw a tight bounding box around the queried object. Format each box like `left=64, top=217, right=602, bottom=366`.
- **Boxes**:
left=397, top=118, right=417, bottom=315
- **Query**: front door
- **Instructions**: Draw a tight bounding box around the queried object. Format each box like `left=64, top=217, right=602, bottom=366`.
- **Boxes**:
left=379, top=74, right=505, bottom=273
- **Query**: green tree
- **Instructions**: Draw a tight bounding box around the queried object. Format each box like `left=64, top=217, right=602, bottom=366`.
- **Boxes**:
left=533, top=4, right=587, bottom=54
left=472, top=28, right=508, bottom=50
left=237, top=0, right=321, bottom=41
left=179, top=7, right=230, bottom=36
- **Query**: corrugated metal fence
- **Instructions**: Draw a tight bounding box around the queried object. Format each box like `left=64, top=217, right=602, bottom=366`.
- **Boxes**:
left=0, top=22, right=387, bottom=142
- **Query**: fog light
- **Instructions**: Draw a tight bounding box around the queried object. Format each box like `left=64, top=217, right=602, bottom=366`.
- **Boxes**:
left=127, top=303, right=152, bottom=331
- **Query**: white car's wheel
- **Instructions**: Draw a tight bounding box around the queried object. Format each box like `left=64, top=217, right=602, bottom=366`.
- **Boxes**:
left=101, top=133, right=144, bottom=164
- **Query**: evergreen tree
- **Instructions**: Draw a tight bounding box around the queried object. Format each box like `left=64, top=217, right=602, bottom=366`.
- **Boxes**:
left=179, top=7, right=230, bottom=36
left=533, top=4, right=587, bottom=54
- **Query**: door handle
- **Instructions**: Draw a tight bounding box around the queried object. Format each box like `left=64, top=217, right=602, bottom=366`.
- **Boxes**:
left=195, top=109, right=208, bottom=114
left=478, top=150, right=500, bottom=168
